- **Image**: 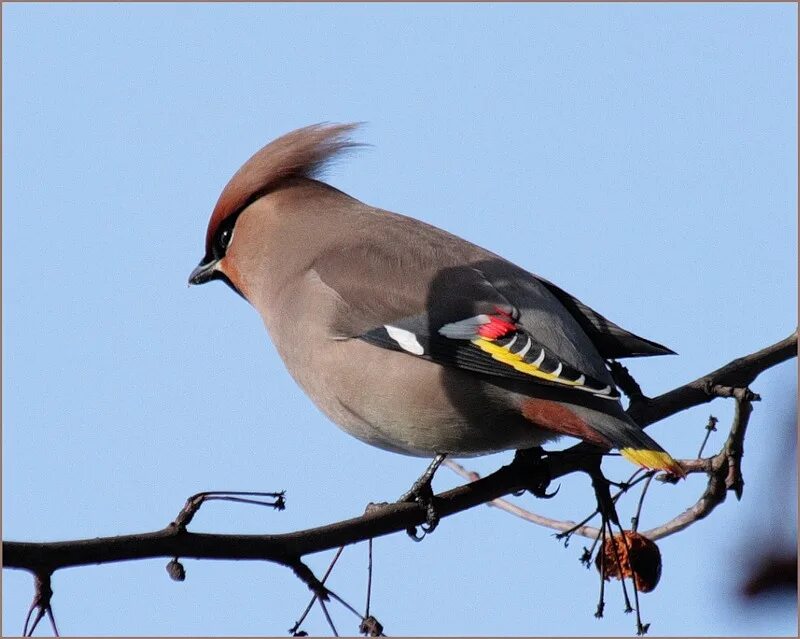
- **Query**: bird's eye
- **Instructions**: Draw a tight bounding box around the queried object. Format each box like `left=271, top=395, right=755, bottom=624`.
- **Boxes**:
left=218, top=228, right=232, bottom=251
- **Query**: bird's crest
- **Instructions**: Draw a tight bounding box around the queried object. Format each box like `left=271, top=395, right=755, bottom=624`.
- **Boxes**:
left=205, top=122, right=364, bottom=251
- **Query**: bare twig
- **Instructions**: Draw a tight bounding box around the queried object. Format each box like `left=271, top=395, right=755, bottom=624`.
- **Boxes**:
left=626, top=331, right=795, bottom=428
left=22, top=572, right=58, bottom=637
left=643, top=397, right=753, bottom=540
left=595, top=522, right=606, bottom=619
left=172, top=491, right=285, bottom=530
left=444, top=459, right=601, bottom=537
left=448, top=398, right=757, bottom=544
left=697, top=415, right=718, bottom=458
left=290, top=548, right=371, bottom=637
left=630, top=473, right=656, bottom=533
left=290, top=546, right=345, bottom=635
left=318, top=597, right=338, bottom=637
left=365, top=538, right=373, bottom=618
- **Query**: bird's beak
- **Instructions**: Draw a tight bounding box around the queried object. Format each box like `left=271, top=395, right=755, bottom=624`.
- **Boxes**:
left=188, top=258, right=220, bottom=286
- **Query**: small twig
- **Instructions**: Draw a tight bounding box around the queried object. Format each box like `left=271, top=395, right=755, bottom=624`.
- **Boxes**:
left=613, top=527, right=648, bottom=634
left=556, top=468, right=655, bottom=544
left=628, top=331, right=794, bottom=428
left=448, top=390, right=757, bottom=544
left=171, top=491, right=285, bottom=530
left=557, top=508, right=601, bottom=546
left=23, top=572, right=59, bottom=637
left=579, top=534, right=603, bottom=570
left=595, top=523, right=606, bottom=619
left=289, top=546, right=345, bottom=635
left=445, top=459, right=602, bottom=539
left=318, top=597, right=339, bottom=637
left=609, top=467, right=647, bottom=492
left=326, top=590, right=367, bottom=623
left=365, top=538, right=373, bottom=618
left=448, top=461, right=656, bottom=546
left=605, top=520, right=633, bottom=614
left=643, top=397, right=753, bottom=539
left=557, top=469, right=650, bottom=544
left=634, top=586, right=649, bottom=637
left=631, top=568, right=646, bottom=636
left=288, top=546, right=373, bottom=636
left=697, top=415, right=718, bottom=458
left=630, top=473, right=656, bottom=533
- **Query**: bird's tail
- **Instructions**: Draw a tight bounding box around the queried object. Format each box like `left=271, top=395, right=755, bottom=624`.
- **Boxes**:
left=619, top=447, right=684, bottom=476
left=521, top=398, right=684, bottom=476
left=591, top=412, right=684, bottom=477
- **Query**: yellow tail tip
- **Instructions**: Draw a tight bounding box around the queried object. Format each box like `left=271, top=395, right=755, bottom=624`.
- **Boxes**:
left=620, top=448, right=685, bottom=478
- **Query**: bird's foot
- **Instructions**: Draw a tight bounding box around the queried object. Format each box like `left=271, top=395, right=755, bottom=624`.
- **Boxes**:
left=512, top=447, right=558, bottom=499
left=398, top=453, right=446, bottom=540
left=401, top=482, right=440, bottom=540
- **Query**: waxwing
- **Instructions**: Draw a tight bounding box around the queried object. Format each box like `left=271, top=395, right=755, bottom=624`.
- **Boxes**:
left=189, top=123, right=683, bottom=480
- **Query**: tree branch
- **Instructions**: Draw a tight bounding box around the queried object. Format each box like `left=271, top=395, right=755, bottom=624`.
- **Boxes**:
left=445, top=389, right=760, bottom=543
left=4, top=449, right=585, bottom=573
left=627, top=331, right=796, bottom=427
left=3, top=332, right=796, bottom=589
left=642, top=396, right=753, bottom=540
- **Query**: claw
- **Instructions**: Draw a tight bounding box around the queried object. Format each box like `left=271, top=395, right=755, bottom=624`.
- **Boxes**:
left=406, top=525, right=426, bottom=542
left=403, top=484, right=440, bottom=538
left=420, top=497, right=440, bottom=533
left=533, top=482, right=560, bottom=499
left=512, top=447, right=555, bottom=498
left=398, top=454, right=446, bottom=539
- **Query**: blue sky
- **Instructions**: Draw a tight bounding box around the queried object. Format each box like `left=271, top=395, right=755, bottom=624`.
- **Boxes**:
left=3, top=3, right=797, bottom=636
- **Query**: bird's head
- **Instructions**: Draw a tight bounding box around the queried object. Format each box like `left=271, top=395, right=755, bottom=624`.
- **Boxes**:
left=188, top=123, right=364, bottom=299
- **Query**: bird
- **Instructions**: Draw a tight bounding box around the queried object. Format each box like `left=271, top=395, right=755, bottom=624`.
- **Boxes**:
left=188, top=123, right=684, bottom=503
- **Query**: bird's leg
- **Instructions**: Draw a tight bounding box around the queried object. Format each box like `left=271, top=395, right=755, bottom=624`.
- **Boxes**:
left=398, top=453, right=447, bottom=502
left=399, top=453, right=447, bottom=538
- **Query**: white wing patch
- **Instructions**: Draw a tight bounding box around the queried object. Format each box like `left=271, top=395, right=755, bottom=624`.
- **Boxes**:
left=371, top=314, right=620, bottom=401
left=384, top=325, right=425, bottom=355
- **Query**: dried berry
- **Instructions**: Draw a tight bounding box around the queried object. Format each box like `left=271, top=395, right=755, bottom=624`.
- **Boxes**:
left=595, top=531, right=662, bottom=593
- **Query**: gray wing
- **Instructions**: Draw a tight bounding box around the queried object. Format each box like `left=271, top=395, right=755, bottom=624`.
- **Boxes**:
left=310, top=241, right=631, bottom=400
left=533, top=277, right=675, bottom=358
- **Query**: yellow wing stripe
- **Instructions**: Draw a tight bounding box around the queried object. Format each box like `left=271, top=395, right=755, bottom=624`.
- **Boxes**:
left=620, top=448, right=685, bottom=477
left=471, top=337, right=584, bottom=385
